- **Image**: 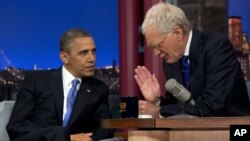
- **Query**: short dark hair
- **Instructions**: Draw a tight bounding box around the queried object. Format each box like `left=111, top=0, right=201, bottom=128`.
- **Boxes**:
left=59, top=28, right=92, bottom=53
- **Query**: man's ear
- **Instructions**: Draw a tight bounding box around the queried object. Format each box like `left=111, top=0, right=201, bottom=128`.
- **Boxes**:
left=59, top=51, right=69, bottom=64
left=173, top=26, right=183, bottom=41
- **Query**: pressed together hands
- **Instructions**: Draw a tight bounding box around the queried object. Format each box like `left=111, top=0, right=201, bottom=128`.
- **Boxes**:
left=134, top=66, right=162, bottom=118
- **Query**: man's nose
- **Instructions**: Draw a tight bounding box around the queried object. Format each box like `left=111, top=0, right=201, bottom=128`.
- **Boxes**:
left=153, top=49, right=161, bottom=56
left=87, top=53, right=95, bottom=62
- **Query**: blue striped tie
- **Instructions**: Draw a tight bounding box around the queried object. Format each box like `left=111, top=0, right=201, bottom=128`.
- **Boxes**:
left=63, top=79, right=79, bottom=127
left=181, top=56, right=190, bottom=88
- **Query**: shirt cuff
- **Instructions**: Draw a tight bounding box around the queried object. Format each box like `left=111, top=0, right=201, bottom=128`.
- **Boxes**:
left=154, top=100, right=165, bottom=118
left=154, top=99, right=161, bottom=106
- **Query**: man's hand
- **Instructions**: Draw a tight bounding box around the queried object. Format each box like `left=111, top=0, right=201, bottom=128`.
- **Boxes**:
left=70, top=133, right=93, bottom=141
left=139, top=100, right=160, bottom=118
left=134, top=66, right=161, bottom=103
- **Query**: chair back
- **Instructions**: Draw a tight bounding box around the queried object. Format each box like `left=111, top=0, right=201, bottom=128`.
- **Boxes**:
left=0, top=101, right=15, bottom=141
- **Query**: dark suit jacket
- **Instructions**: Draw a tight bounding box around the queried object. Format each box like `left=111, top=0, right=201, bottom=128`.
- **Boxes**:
left=6, top=68, right=114, bottom=141
left=160, top=29, right=250, bottom=117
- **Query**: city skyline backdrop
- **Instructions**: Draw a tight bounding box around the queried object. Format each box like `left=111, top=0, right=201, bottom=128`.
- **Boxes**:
left=0, top=0, right=249, bottom=70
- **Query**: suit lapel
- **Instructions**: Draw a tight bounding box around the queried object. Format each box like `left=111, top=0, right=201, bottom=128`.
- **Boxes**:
left=173, top=62, right=183, bottom=84
left=164, top=61, right=182, bottom=85
left=67, top=78, right=93, bottom=128
left=188, top=29, right=203, bottom=89
left=48, top=69, right=64, bottom=124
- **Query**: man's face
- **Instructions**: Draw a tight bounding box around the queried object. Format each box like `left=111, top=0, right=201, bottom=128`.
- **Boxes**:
left=144, top=26, right=184, bottom=64
left=60, top=37, right=96, bottom=77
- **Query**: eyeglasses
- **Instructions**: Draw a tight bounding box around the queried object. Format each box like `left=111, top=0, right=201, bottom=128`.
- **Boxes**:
left=147, top=35, right=167, bottom=49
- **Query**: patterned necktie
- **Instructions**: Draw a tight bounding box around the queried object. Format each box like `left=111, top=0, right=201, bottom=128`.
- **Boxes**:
left=63, top=79, right=79, bottom=127
left=181, top=56, right=190, bottom=88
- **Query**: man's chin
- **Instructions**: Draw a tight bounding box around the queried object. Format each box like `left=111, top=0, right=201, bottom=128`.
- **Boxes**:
left=83, top=72, right=95, bottom=77
left=165, top=58, right=177, bottom=64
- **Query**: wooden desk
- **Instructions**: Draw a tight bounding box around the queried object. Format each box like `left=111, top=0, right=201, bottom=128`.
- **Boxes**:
left=101, top=118, right=154, bottom=129
left=101, top=117, right=250, bottom=141
left=101, top=118, right=155, bottom=140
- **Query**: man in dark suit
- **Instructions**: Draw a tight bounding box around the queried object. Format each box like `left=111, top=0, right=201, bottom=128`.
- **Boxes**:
left=134, top=2, right=250, bottom=117
left=6, top=28, right=114, bottom=141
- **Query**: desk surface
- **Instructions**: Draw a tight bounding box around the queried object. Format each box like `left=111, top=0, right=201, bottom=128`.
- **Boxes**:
left=101, top=117, right=250, bottom=130
left=101, top=118, right=154, bottom=129
left=156, top=117, right=250, bottom=130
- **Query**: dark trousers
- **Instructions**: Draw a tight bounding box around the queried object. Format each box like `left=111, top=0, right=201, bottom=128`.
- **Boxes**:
left=18, top=126, right=70, bottom=141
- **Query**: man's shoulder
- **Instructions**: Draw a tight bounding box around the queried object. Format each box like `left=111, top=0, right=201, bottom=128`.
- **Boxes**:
left=196, top=29, right=230, bottom=44
left=85, top=77, right=108, bottom=87
left=23, top=69, right=60, bottom=79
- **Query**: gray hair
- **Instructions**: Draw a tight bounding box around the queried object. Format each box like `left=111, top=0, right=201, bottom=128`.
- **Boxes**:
left=142, top=2, right=192, bottom=35
left=59, top=28, right=92, bottom=53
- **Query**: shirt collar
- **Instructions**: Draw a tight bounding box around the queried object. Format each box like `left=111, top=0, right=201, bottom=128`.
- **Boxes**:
left=184, top=30, right=193, bottom=56
left=62, top=66, right=82, bottom=86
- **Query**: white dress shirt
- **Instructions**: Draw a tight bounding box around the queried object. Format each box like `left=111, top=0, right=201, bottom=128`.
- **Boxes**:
left=62, top=66, right=81, bottom=120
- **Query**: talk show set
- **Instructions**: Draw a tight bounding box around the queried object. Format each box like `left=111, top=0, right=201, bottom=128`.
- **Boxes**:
left=1, top=1, right=250, bottom=141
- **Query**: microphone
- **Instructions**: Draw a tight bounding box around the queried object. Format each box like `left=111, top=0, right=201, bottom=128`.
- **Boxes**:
left=165, top=79, right=195, bottom=106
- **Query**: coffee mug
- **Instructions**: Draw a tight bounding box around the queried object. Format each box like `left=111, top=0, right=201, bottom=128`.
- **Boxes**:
left=120, top=96, right=138, bottom=118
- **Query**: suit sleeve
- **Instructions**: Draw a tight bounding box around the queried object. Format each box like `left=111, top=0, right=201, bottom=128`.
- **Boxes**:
left=192, top=39, right=244, bottom=116
left=92, top=84, right=115, bottom=141
left=6, top=72, right=42, bottom=140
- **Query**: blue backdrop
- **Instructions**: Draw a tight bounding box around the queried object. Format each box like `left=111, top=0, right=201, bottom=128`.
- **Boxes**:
left=0, top=0, right=118, bottom=69
left=0, top=0, right=249, bottom=70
